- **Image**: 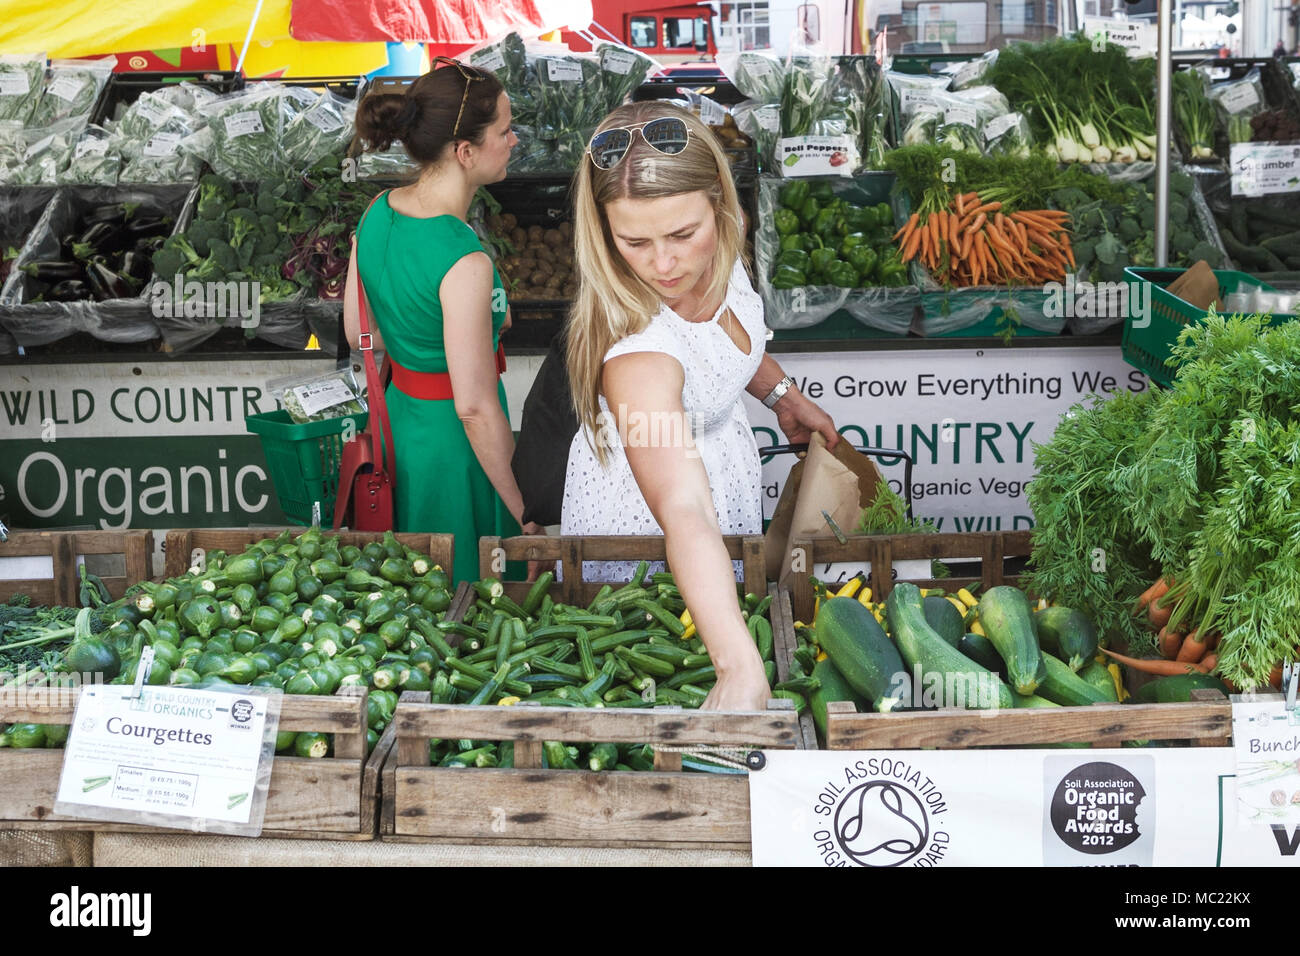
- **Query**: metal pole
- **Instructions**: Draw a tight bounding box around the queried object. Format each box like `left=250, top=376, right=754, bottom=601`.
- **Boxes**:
left=237, top=0, right=267, bottom=75
left=1156, top=0, right=1172, bottom=267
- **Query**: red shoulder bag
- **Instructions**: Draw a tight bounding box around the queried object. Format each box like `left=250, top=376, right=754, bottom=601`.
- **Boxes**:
left=334, top=194, right=396, bottom=531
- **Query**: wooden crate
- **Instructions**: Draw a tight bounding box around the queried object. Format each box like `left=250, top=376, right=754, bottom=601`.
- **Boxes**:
left=0, top=531, right=153, bottom=605
left=0, top=683, right=389, bottom=840
left=788, top=530, right=1033, bottom=623
left=823, top=689, right=1233, bottom=750
left=768, top=584, right=818, bottom=751
left=382, top=697, right=800, bottom=848
left=477, top=534, right=766, bottom=607
left=162, top=528, right=454, bottom=580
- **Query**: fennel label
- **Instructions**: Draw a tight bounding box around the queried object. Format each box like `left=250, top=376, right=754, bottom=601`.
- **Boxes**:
left=46, top=73, right=88, bottom=102
left=54, top=684, right=280, bottom=836
left=1229, top=142, right=1300, bottom=196
left=1082, top=17, right=1155, bottom=57
left=1232, top=696, right=1300, bottom=828
left=0, top=71, right=31, bottom=96
left=983, top=112, right=1019, bottom=144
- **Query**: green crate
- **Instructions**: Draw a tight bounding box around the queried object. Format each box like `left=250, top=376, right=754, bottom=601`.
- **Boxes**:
left=245, top=409, right=369, bottom=526
left=1122, top=267, right=1296, bottom=387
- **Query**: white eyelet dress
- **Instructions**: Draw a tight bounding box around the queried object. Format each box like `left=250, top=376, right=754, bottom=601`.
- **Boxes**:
left=561, top=258, right=766, bottom=583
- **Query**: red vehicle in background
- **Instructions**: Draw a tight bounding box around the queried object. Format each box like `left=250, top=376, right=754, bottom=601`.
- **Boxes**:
left=562, top=1, right=719, bottom=69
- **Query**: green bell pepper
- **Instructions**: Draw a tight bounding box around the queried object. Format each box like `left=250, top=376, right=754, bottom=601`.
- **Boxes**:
left=779, top=180, right=811, bottom=210
left=809, top=182, right=835, bottom=202
left=773, top=207, right=800, bottom=237
left=777, top=248, right=812, bottom=273
left=779, top=233, right=807, bottom=253
left=813, top=207, right=838, bottom=239
left=847, top=245, right=878, bottom=282
left=771, top=264, right=807, bottom=289
left=878, top=261, right=909, bottom=286
left=839, top=232, right=869, bottom=256
left=797, top=197, right=820, bottom=227
left=809, top=246, right=838, bottom=278
left=874, top=202, right=894, bottom=228
left=827, top=259, right=859, bottom=288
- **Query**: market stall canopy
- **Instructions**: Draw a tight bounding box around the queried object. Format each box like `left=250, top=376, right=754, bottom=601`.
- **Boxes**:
left=289, top=0, right=593, bottom=43
left=0, top=0, right=385, bottom=72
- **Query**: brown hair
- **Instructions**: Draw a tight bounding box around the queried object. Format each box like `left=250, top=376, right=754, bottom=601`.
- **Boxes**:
left=566, top=101, right=748, bottom=465
left=354, top=62, right=504, bottom=165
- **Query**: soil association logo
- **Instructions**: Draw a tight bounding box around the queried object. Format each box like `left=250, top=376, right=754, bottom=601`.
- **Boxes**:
left=812, top=758, right=952, bottom=867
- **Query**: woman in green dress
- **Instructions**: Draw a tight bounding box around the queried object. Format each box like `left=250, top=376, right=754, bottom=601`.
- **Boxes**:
left=344, top=60, right=541, bottom=583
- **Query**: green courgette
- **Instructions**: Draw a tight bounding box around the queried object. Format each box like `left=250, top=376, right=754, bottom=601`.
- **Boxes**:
left=808, top=657, right=868, bottom=742
left=1132, top=672, right=1230, bottom=704
left=922, top=596, right=964, bottom=648
left=977, top=586, right=1045, bottom=695
left=814, top=597, right=907, bottom=713
left=1037, top=652, right=1112, bottom=707
left=886, top=584, right=1013, bottom=711
left=1033, top=606, right=1099, bottom=672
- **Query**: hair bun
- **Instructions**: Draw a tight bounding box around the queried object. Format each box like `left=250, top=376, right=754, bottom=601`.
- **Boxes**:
left=397, top=97, right=420, bottom=138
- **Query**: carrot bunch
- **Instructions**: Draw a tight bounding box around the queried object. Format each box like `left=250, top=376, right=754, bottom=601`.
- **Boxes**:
left=893, top=192, right=1075, bottom=287
left=1111, top=576, right=1220, bottom=676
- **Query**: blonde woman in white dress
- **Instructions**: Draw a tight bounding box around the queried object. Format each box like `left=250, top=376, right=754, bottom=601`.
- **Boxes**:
left=562, top=102, right=840, bottom=711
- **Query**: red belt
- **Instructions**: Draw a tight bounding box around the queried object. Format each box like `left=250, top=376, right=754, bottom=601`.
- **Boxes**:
left=391, top=342, right=507, bottom=400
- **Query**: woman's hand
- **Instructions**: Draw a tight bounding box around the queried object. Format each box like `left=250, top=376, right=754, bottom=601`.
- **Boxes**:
left=775, top=390, right=840, bottom=450
left=519, top=521, right=553, bottom=581
left=702, top=652, right=770, bottom=711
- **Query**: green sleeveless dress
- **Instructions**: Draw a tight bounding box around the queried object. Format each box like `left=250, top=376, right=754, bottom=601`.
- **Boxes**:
left=355, top=194, right=521, bottom=584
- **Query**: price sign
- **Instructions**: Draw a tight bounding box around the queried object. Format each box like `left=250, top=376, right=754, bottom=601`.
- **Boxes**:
left=55, top=684, right=280, bottom=835
left=1230, top=142, right=1300, bottom=197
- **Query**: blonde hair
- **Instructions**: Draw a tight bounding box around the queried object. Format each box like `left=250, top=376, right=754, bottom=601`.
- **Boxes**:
left=566, top=101, right=749, bottom=464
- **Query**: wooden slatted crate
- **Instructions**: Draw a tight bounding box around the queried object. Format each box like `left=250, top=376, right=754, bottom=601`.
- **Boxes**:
left=823, top=690, right=1233, bottom=750
left=162, top=528, right=453, bottom=580
left=382, top=698, right=800, bottom=848
left=477, top=534, right=766, bottom=607
left=768, top=584, right=818, bottom=751
left=787, top=530, right=1033, bottom=623
left=0, top=683, right=389, bottom=839
left=0, top=531, right=153, bottom=605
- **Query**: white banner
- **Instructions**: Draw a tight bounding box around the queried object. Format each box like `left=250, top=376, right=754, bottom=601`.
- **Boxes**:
left=750, top=748, right=1234, bottom=867
left=744, top=346, right=1149, bottom=531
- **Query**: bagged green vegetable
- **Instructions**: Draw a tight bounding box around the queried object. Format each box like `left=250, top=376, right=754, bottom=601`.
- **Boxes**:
left=533, top=49, right=601, bottom=140
left=1209, top=67, right=1265, bottom=144
left=595, top=42, right=656, bottom=112
left=59, top=124, right=120, bottom=184
left=718, top=50, right=786, bottom=105
left=29, top=56, right=115, bottom=128
left=282, top=90, right=355, bottom=170
left=269, top=367, right=367, bottom=424
left=0, top=53, right=45, bottom=123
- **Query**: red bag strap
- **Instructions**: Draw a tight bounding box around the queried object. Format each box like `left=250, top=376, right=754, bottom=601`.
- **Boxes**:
left=354, top=191, right=396, bottom=477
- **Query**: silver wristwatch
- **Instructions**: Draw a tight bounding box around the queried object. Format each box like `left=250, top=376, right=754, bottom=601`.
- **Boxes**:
left=762, top=375, right=796, bottom=409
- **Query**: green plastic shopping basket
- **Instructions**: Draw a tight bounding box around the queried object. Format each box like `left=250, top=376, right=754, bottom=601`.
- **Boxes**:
left=245, top=409, right=369, bottom=526
left=1122, top=267, right=1297, bottom=387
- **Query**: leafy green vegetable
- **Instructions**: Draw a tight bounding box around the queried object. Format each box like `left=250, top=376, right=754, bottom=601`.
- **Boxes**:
left=0, top=54, right=45, bottom=124
left=29, top=59, right=115, bottom=128
left=855, top=480, right=938, bottom=534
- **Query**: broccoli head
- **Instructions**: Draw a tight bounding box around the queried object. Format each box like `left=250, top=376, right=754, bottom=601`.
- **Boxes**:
left=207, top=237, right=240, bottom=274
left=197, top=174, right=235, bottom=220
left=1168, top=199, right=1189, bottom=227
left=228, top=208, right=260, bottom=250
left=184, top=219, right=217, bottom=259
left=1188, top=241, right=1222, bottom=268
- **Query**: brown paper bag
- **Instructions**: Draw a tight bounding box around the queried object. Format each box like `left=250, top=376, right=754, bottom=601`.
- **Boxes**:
left=764, top=432, right=885, bottom=584
left=1165, top=260, right=1220, bottom=314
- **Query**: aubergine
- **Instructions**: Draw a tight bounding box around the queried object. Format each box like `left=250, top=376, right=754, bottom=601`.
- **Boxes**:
left=85, top=260, right=133, bottom=300
left=51, top=279, right=90, bottom=301
left=81, top=202, right=138, bottom=226
left=23, top=260, right=82, bottom=282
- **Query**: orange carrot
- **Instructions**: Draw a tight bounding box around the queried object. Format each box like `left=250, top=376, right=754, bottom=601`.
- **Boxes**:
left=965, top=212, right=988, bottom=238
left=1147, top=601, right=1174, bottom=629
left=1134, top=578, right=1170, bottom=616
left=1176, top=629, right=1208, bottom=664
left=1158, top=626, right=1184, bottom=659
left=1101, top=647, right=1215, bottom=676
left=896, top=212, right=919, bottom=243
left=902, top=224, right=922, bottom=262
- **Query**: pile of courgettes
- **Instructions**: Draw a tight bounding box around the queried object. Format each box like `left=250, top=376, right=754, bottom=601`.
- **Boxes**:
left=425, top=564, right=778, bottom=771
left=781, top=577, right=1147, bottom=745
left=0, top=533, right=781, bottom=772
left=1, top=528, right=455, bottom=758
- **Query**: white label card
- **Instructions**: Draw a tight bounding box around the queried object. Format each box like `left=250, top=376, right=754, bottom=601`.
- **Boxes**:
left=984, top=112, right=1019, bottom=142
left=74, top=137, right=110, bottom=159
left=699, top=95, right=727, bottom=127
left=143, top=131, right=182, bottom=157
left=471, top=48, right=507, bottom=73
left=1230, top=142, right=1300, bottom=196
left=0, top=72, right=31, bottom=96
left=303, top=108, right=343, bottom=132
left=47, top=73, right=89, bottom=102
left=944, top=106, right=978, bottom=129
left=134, top=96, right=169, bottom=124
left=603, top=49, right=638, bottom=75
left=755, top=104, right=781, bottom=132
left=1232, top=695, right=1300, bottom=827
left=224, top=110, right=265, bottom=138
left=292, top=378, right=357, bottom=417
left=54, top=685, right=278, bottom=833
left=1218, top=82, right=1261, bottom=113
left=546, top=59, right=583, bottom=82
left=775, top=134, right=858, bottom=178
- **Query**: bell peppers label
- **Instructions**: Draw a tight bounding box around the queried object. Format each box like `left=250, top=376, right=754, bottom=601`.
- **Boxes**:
left=1230, top=143, right=1300, bottom=197
left=54, top=684, right=280, bottom=835
left=775, top=135, right=858, bottom=178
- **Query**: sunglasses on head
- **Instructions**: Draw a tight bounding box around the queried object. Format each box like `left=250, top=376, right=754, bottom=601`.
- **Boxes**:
left=586, top=117, right=691, bottom=170
left=431, top=56, right=486, bottom=139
